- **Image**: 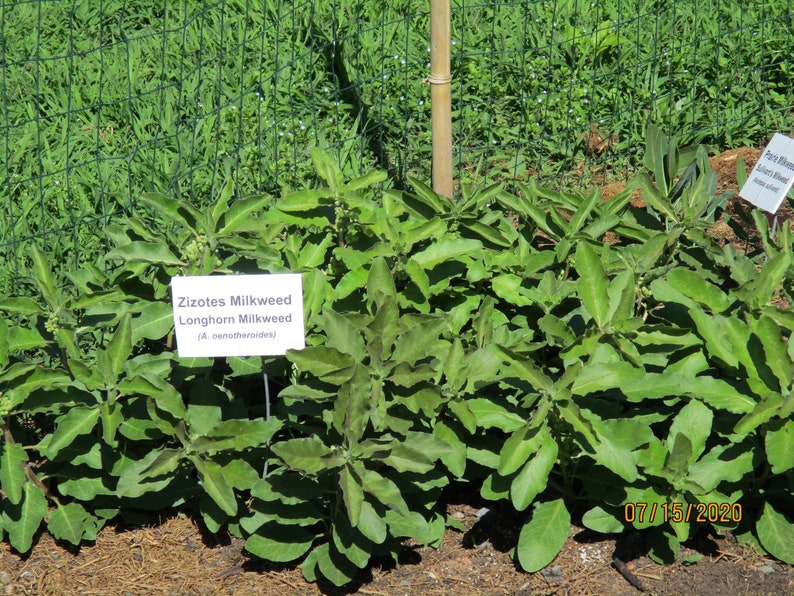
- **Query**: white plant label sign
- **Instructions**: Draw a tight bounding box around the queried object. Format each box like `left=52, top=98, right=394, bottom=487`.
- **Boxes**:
left=171, top=274, right=305, bottom=357
left=738, top=133, right=794, bottom=213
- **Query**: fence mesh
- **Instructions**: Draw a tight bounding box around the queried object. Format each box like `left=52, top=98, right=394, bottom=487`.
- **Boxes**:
left=2, top=0, right=793, bottom=294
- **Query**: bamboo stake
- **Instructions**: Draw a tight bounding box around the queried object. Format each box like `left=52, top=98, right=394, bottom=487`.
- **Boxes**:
left=429, top=0, right=453, bottom=198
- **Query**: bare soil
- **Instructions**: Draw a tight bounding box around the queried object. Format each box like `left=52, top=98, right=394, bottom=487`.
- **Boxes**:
left=1, top=147, right=792, bottom=595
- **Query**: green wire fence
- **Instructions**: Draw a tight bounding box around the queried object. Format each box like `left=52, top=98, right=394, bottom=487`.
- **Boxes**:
left=2, top=0, right=793, bottom=293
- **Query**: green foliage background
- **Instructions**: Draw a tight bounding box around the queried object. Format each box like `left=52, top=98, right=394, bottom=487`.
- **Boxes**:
left=2, top=0, right=793, bottom=292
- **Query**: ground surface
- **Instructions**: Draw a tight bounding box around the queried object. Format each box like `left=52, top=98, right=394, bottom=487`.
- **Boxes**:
left=1, top=147, right=793, bottom=595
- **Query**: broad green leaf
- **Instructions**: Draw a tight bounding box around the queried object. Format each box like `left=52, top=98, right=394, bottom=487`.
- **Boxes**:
left=106, top=241, right=184, bottom=265
left=412, top=239, right=483, bottom=269
left=332, top=515, right=372, bottom=569
left=516, top=499, right=571, bottom=573
left=383, top=441, right=435, bottom=474
left=316, top=541, right=359, bottom=587
left=218, top=195, right=272, bottom=234
left=390, top=318, right=446, bottom=365
left=498, top=424, right=548, bottom=476
left=570, top=361, right=643, bottom=396
left=192, top=418, right=281, bottom=453
left=245, top=522, right=315, bottom=562
left=44, top=407, right=102, bottom=458
left=139, top=192, right=203, bottom=231
left=686, top=376, right=755, bottom=414
left=287, top=346, right=356, bottom=381
left=340, top=463, right=364, bottom=527
left=466, top=398, right=526, bottom=432
left=765, top=420, right=794, bottom=474
left=582, top=506, right=624, bottom=534
left=753, top=315, right=794, bottom=391
left=321, top=310, right=366, bottom=361
left=271, top=437, right=339, bottom=475
left=276, top=188, right=333, bottom=212
left=29, top=244, right=59, bottom=308
left=347, top=169, right=388, bottom=192
left=297, top=234, right=334, bottom=269
left=0, top=441, right=27, bottom=504
left=461, top=220, right=512, bottom=248
left=510, top=433, right=558, bottom=511
left=5, top=482, right=48, bottom=553
left=311, top=147, right=341, bottom=193
left=131, top=302, right=174, bottom=342
left=362, top=468, right=409, bottom=516
left=667, top=399, right=713, bottom=465
left=667, top=268, right=733, bottom=313
left=491, top=274, right=533, bottom=307
left=0, top=297, right=46, bottom=315
left=497, top=346, right=553, bottom=392
left=734, top=392, right=785, bottom=435
left=107, top=314, right=132, bottom=377
left=366, top=257, right=397, bottom=313
left=357, top=499, right=388, bottom=545
left=193, top=457, right=237, bottom=516
left=689, top=310, right=741, bottom=369
left=47, top=502, right=89, bottom=546
left=756, top=503, right=794, bottom=564
left=575, top=242, right=609, bottom=327
left=687, top=444, right=754, bottom=492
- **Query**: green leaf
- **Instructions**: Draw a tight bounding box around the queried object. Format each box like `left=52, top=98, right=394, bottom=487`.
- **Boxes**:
left=277, top=188, right=333, bottom=212
left=582, top=506, right=624, bottom=534
left=192, top=418, right=281, bottom=453
left=570, top=361, right=643, bottom=396
left=131, top=302, right=174, bottom=342
left=510, top=433, right=558, bottom=511
left=340, top=463, right=364, bottom=527
left=366, top=257, right=397, bottom=313
left=667, top=268, right=733, bottom=313
left=412, top=239, right=483, bottom=269
left=383, top=441, right=435, bottom=474
left=106, top=241, right=184, bottom=265
left=245, top=522, right=315, bottom=562
left=44, top=407, right=102, bottom=459
left=766, top=420, right=794, bottom=474
left=332, top=514, right=372, bottom=569
left=271, top=437, right=339, bottom=475
left=356, top=499, right=388, bottom=545
left=667, top=399, right=713, bottom=466
left=311, top=147, right=341, bottom=193
left=219, top=195, right=272, bottom=234
left=139, top=192, right=204, bottom=231
left=29, top=244, right=59, bottom=308
left=47, top=502, right=89, bottom=546
left=756, top=503, right=794, bottom=564
left=107, top=314, right=133, bottom=377
left=753, top=316, right=794, bottom=391
left=5, top=482, right=48, bottom=553
left=287, top=346, right=356, bottom=381
left=467, top=398, right=526, bottom=432
left=735, top=393, right=785, bottom=435
left=0, top=297, right=46, bottom=315
left=362, top=468, right=409, bottom=516
left=491, top=273, right=533, bottom=306
left=516, top=499, right=571, bottom=573
left=390, top=318, right=446, bottom=365
left=193, top=457, right=237, bottom=516
left=0, top=441, right=27, bottom=504
left=498, top=424, right=548, bottom=476
left=575, top=242, right=609, bottom=327
left=686, top=376, right=755, bottom=414
left=321, top=310, right=366, bottom=361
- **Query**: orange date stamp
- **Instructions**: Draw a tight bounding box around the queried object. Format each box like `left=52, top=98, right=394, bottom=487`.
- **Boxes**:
left=623, top=502, right=743, bottom=524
